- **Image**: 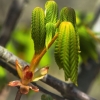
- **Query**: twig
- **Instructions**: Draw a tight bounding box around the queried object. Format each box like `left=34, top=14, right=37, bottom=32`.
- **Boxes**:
left=42, top=75, right=96, bottom=100
left=0, top=46, right=65, bottom=100
left=0, top=0, right=27, bottom=46
left=15, top=89, right=22, bottom=100
left=0, top=46, right=96, bottom=100
left=30, top=33, right=58, bottom=71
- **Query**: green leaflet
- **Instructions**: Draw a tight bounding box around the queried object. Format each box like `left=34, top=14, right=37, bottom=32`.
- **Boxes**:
left=60, top=7, right=80, bottom=54
left=45, top=0, right=58, bottom=23
left=31, top=7, right=46, bottom=54
left=44, top=0, right=58, bottom=48
left=60, top=7, right=76, bottom=28
left=45, top=22, right=56, bottom=48
left=55, top=22, right=78, bottom=85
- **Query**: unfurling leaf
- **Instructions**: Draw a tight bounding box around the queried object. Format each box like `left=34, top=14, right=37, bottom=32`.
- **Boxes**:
left=55, top=22, right=79, bottom=85
left=33, top=67, right=49, bottom=81
left=45, top=0, right=58, bottom=23
left=31, top=7, right=46, bottom=54
left=15, top=60, right=23, bottom=79
left=60, top=7, right=80, bottom=53
left=45, top=22, right=56, bottom=48
left=60, top=7, right=76, bottom=28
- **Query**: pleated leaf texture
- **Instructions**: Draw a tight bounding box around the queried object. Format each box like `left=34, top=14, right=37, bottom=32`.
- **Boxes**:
left=45, top=0, right=58, bottom=49
left=31, top=7, right=46, bottom=54
left=60, top=7, right=76, bottom=29
left=60, top=7, right=80, bottom=53
left=45, top=0, right=58, bottom=23
left=55, top=22, right=78, bottom=85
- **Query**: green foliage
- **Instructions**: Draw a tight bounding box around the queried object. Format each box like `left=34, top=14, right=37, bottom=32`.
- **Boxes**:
left=45, top=22, right=56, bottom=48
left=31, top=7, right=46, bottom=54
left=60, top=7, right=76, bottom=28
left=55, top=22, right=78, bottom=85
left=45, top=0, right=58, bottom=23
left=45, top=0, right=58, bottom=48
left=29, top=0, right=80, bottom=85
left=41, top=94, right=53, bottom=100
left=6, top=0, right=98, bottom=87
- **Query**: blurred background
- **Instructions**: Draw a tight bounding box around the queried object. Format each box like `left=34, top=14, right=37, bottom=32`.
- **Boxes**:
left=0, top=0, right=100, bottom=100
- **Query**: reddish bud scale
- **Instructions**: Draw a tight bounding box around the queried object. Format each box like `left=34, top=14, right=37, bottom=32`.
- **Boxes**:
left=23, top=65, right=29, bottom=71
left=21, top=65, right=34, bottom=85
left=25, top=71, right=33, bottom=80
left=23, top=66, right=33, bottom=80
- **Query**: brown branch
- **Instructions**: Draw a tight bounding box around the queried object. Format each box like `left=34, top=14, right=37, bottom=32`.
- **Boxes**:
left=15, top=89, right=22, bottom=100
left=42, top=75, right=95, bottom=100
left=0, top=0, right=27, bottom=46
left=0, top=46, right=65, bottom=100
left=0, top=46, right=96, bottom=100
left=30, top=83, right=65, bottom=100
